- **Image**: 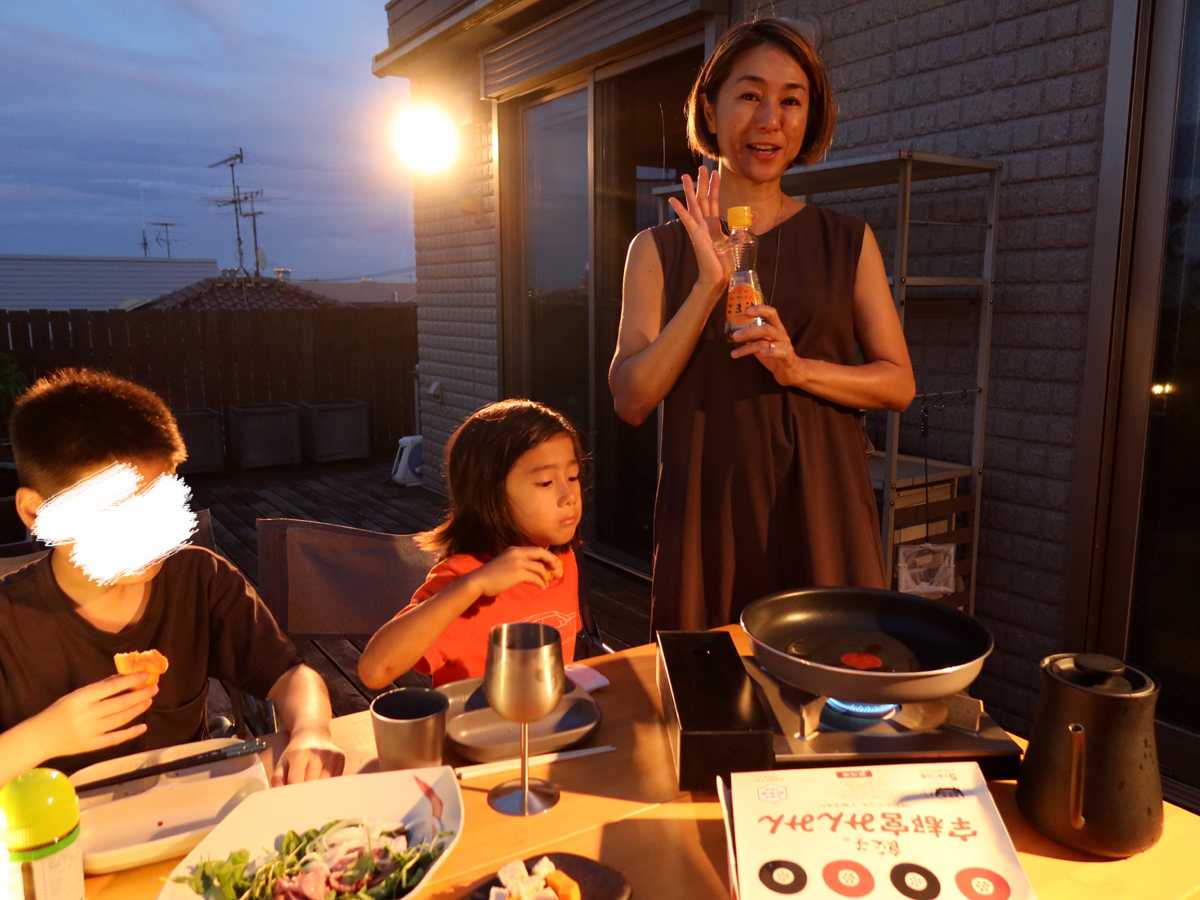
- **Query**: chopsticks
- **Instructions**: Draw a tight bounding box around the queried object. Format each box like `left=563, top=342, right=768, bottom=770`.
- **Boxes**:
left=454, top=745, right=615, bottom=780
left=73, top=738, right=267, bottom=793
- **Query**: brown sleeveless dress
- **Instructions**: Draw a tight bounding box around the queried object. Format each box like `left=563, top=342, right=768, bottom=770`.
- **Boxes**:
left=649, top=204, right=886, bottom=634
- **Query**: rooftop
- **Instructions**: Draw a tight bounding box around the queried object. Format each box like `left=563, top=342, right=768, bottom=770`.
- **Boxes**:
left=140, top=276, right=340, bottom=311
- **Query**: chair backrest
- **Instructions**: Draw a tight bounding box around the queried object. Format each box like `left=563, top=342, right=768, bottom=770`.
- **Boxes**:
left=256, top=518, right=438, bottom=638
left=0, top=508, right=217, bottom=581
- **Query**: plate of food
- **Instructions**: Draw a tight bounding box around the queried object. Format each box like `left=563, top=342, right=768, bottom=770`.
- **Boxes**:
left=159, top=767, right=463, bottom=900
left=441, top=678, right=602, bottom=763
left=71, top=737, right=270, bottom=874
left=459, top=853, right=630, bottom=900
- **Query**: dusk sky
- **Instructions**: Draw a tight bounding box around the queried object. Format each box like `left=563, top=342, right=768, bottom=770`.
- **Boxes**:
left=0, top=1, right=415, bottom=281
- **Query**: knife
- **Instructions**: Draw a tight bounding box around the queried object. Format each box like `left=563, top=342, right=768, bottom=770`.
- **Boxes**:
left=72, top=738, right=268, bottom=793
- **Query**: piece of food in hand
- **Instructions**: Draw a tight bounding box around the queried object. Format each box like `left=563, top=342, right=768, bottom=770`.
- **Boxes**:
left=113, top=649, right=169, bottom=686
left=548, top=557, right=564, bottom=581
left=544, top=871, right=581, bottom=900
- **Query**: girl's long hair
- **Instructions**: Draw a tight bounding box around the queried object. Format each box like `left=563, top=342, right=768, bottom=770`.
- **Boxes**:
left=418, top=399, right=585, bottom=560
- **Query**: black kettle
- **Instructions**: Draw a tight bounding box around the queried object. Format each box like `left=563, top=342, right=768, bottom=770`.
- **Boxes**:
left=1016, top=653, right=1163, bottom=857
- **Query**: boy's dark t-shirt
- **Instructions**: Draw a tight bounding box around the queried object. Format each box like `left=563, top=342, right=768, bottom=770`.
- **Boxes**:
left=0, top=545, right=300, bottom=773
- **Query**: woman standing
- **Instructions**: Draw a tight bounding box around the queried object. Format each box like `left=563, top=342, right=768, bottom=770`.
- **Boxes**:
left=609, top=19, right=915, bottom=633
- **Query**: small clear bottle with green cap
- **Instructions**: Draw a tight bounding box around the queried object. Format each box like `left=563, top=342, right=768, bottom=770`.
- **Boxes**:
left=1, top=769, right=84, bottom=900
left=724, top=205, right=765, bottom=341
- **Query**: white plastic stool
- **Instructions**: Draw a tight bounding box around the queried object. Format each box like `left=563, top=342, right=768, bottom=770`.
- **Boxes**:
left=390, top=435, right=424, bottom=486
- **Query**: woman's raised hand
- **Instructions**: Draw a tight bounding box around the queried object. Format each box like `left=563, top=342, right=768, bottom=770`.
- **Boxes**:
left=667, top=166, right=733, bottom=294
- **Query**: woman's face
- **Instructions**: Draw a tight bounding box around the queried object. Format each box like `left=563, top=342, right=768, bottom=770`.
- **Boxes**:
left=703, top=43, right=810, bottom=184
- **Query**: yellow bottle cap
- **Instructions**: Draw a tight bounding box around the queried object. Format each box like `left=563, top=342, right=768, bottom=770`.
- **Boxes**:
left=727, top=206, right=753, bottom=230
left=1, top=769, right=79, bottom=851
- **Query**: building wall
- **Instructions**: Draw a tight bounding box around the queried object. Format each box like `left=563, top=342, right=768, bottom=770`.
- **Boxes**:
left=409, top=73, right=500, bottom=491
left=400, top=0, right=1114, bottom=732
left=0, top=255, right=218, bottom=310
left=734, top=0, right=1111, bottom=732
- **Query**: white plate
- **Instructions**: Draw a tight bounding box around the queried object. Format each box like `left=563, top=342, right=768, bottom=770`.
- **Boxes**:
left=158, top=767, right=463, bottom=900
left=441, top=677, right=602, bottom=763
left=71, top=738, right=270, bottom=875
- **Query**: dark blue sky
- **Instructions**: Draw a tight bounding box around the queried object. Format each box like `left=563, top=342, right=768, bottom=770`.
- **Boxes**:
left=0, top=1, right=414, bottom=280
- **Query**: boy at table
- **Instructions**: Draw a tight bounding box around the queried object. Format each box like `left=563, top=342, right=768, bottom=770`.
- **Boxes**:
left=0, top=368, right=344, bottom=786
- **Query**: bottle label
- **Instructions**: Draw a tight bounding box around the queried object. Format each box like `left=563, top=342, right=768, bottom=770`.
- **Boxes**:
left=726, top=283, right=762, bottom=329
left=1, top=826, right=84, bottom=900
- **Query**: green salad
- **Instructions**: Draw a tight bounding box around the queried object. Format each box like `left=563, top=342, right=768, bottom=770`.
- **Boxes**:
left=174, top=819, right=453, bottom=900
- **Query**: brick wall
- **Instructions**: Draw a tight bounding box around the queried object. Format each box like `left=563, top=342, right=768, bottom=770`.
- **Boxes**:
left=410, top=84, right=499, bottom=493
left=401, top=0, right=1114, bottom=732
left=739, top=0, right=1111, bottom=732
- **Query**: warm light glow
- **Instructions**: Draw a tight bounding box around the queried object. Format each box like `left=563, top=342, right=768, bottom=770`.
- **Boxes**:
left=1152, top=383, right=1176, bottom=395
left=393, top=106, right=459, bottom=174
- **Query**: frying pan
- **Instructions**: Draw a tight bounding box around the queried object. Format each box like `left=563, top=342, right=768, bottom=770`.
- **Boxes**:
left=740, top=587, right=993, bottom=703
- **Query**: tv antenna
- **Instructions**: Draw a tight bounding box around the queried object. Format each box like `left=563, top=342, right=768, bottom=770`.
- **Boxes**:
left=207, top=148, right=248, bottom=276
left=239, top=190, right=267, bottom=276
left=139, top=184, right=149, bottom=258
left=151, top=222, right=181, bottom=258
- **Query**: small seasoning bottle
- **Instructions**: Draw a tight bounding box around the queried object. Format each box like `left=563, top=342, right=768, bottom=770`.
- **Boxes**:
left=724, top=205, right=766, bottom=341
left=1, top=769, right=84, bottom=900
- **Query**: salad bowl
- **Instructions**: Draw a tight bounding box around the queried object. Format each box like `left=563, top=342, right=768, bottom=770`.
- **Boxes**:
left=158, top=767, right=463, bottom=900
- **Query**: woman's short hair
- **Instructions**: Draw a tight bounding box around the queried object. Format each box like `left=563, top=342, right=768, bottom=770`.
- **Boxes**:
left=686, top=19, right=836, bottom=169
left=420, top=399, right=585, bottom=560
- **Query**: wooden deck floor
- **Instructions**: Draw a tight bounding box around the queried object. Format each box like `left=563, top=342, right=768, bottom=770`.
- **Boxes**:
left=184, top=456, right=652, bottom=716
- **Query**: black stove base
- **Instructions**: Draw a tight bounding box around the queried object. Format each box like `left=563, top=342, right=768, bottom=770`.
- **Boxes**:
left=742, top=656, right=1024, bottom=782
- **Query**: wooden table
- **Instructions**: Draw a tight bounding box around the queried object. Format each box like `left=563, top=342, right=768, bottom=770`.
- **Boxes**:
left=85, top=630, right=1200, bottom=900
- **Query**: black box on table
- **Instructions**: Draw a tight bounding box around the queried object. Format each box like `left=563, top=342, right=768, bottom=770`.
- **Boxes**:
left=656, top=630, right=774, bottom=791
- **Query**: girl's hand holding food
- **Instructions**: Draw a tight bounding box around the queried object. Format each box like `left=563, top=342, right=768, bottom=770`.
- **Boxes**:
left=469, top=546, right=562, bottom=596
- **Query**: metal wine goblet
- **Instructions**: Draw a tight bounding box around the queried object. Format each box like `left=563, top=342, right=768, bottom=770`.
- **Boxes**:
left=483, top=621, right=567, bottom=816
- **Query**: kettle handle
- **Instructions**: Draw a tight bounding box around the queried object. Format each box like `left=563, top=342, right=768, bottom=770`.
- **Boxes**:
left=1068, top=723, right=1086, bottom=830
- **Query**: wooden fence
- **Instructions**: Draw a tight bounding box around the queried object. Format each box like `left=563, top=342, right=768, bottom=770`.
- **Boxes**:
left=0, top=307, right=419, bottom=453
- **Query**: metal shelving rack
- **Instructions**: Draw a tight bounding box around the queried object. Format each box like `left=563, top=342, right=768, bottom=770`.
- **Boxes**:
left=656, top=150, right=1001, bottom=612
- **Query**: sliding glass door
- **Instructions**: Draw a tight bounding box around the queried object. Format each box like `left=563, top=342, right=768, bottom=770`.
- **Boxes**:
left=522, top=89, right=591, bottom=432
left=592, top=47, right=705, bottom=564
left=503, top=45, right=704, bottom=565
left=1100, top=0, right=1200, bottom=803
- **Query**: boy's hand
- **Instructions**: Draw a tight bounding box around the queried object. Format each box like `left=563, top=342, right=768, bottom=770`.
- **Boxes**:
left=470, top=546, right=561, bottom=597
left=272, top=727, right=345, bottom=786
left=29, top=673, right=157, bottom=762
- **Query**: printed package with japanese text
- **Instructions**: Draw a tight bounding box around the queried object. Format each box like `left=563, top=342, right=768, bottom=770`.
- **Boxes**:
left=720, top=761, right=1035, bottom=899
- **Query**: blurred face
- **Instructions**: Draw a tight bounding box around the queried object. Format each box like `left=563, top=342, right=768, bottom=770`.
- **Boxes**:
left=18, top=457, right=187, bottom=586
left=703, top=43, right=810, bottom=183
left=504, top=434, right=581, bottom=548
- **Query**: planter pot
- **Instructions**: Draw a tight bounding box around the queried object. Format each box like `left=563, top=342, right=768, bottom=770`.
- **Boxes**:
left=226, top=403, right=302, bottom=469
left=174, top=408, right=225, bottom=475
left=300, top=400, right=370, bottom=462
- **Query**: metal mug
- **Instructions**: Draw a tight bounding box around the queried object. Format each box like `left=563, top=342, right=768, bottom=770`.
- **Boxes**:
left=369, top=687, right=448, bottom=771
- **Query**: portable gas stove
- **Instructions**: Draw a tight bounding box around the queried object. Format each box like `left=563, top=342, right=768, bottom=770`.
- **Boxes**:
left=656, top=629, right=1022, bottom=791
left=740, top=655, right=1022, bottom=780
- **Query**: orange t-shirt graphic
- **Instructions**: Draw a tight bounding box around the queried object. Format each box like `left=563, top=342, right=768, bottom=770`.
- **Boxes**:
left=402, top=550, right=579, bottom=687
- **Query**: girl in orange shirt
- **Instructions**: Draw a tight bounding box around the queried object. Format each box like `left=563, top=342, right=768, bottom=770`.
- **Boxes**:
left=358, top=400, right=583, bottom=688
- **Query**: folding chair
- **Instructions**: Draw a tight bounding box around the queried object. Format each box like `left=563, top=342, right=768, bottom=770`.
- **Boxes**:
left=255, top=518, right=439, bottom=700
left=255, top=517, right=611, bottom=666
